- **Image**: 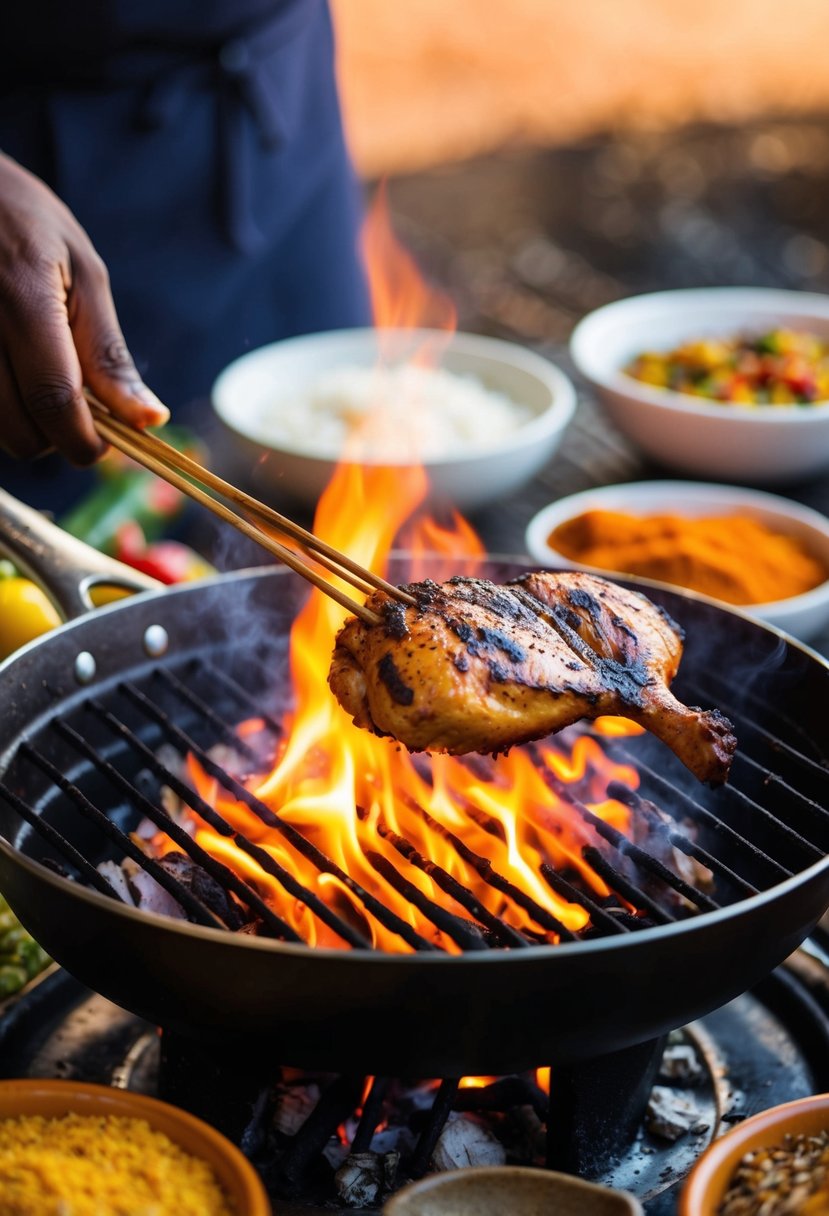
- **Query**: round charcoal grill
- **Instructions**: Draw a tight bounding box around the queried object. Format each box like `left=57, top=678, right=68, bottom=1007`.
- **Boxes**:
left=0, top=493, right=829, bottom=1076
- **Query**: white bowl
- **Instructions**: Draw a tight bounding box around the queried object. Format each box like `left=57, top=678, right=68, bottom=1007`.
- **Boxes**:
left=570, top=288, right=829, bottom=483
left=211, top=328, right=576, bottom=510
left=525, top=480, right=829, bottom=641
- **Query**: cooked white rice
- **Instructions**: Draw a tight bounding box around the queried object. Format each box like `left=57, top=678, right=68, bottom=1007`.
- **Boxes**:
left=257, top=363, right=532, bottom=461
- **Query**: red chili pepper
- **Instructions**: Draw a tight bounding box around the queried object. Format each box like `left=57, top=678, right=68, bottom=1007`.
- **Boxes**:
left=113, top=523, right=216, bottom=585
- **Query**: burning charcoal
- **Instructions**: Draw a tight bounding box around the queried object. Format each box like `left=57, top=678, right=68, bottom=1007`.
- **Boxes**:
left=236, top=919, right=265, bottom=936
left=431, top=1114, right=507, bottom=1171
left=155, top=744, right=188, bottom=783
left=322, top=1139, right=349, bottom=1171
left=272, top=1083, right=320, bottom=1137
left=156, top=851, right=244, bottom=929
left=384, top=1150, right=400, bottom=1191
left=501, top=1104, right=547, bottom=1163
left=132, top=817, right=159, bottom=841
left=373, top=1126, right=414, bottom=1157
left=121, top=859, right=185, bottom=919
left=335, top=1152, right=384, bottom=1207
left=97, top=860, right=136, bottom=906
left=646, top=1086, right=700, bottom=1141
left=658, top=1043, right=704, bottom=1086
left=159, top=785, right=185, bottom=821
left=207, top=742, right=252, bottom=780
left=610, top=784, right=714, bottom=903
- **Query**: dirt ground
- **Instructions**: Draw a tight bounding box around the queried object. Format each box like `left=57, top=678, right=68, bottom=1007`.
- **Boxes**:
left=331, top=0, right=829, bottom=177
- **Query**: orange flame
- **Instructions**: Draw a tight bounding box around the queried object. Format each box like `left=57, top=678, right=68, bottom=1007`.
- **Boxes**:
left=149, top=189, right=642, bottom=952
left=363, top=180, right=457, bottom=337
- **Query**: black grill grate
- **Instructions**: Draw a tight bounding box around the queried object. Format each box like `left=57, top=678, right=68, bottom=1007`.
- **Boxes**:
left=1, top=652, right=828, bottom=953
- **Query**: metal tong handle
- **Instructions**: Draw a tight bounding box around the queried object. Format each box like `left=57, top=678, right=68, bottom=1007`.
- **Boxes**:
left=0, top=486, right=161, bottom=622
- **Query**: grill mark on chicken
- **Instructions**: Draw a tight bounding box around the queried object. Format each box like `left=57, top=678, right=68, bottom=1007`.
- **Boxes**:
left=329, top=571, right=737, bottom=784
left=382, top=600, right=410, bottom=640
left=378, top=653, right=414, bottom=705
left=448, top=617, right=527, bottom=665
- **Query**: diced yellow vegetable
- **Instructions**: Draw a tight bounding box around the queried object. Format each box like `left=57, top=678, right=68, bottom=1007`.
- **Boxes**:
left=0, top=579, right=62, bottom=661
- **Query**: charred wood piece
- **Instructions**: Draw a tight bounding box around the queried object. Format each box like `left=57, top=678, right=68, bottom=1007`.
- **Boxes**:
left=407, top=1078, right=460, bottom=1180
left=351, top=1077, right=390, bottom=1155
left=157, top=851, right=244, bottom=929
left=453, top=1076, right=548, bottom=1120
left=335, top=1150, right=399, bottom=1208
left=431, top=1114, right=506, bottom=1171
left=646, top=1087, right=700, bottom=1141
left=270, top=1075, right=365, bottom=1196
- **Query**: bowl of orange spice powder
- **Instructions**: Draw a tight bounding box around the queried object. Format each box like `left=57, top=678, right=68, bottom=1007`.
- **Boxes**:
left=0, top=1078, right=272, bottom=1216
left=525, top=481, right=829, bottom=641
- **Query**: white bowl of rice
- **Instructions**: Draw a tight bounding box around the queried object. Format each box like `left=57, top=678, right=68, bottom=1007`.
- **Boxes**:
left=210, top=328, right=576, bottom=510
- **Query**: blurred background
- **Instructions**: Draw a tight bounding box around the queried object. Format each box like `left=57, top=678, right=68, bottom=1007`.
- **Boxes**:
left=327, top=0, right=829, bottom=543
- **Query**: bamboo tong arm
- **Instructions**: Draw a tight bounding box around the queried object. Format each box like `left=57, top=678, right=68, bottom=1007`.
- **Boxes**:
left=86, top=393, right=416, bottom=627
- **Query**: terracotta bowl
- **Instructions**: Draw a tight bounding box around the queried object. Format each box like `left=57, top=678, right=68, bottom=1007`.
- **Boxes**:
left=384, top=1166, right=643, bottom=1216
left=0, top=1078, right=272, bottom=1216
left=680, top=1093, right=829, bottom=1216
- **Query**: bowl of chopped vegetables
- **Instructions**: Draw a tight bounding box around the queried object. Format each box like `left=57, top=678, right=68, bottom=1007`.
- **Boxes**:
left=0, top=1079, right=272, bottom=1215
left=680, top=1093, right=829, bottom=1216
left=570, top=288, right=829, bottom=483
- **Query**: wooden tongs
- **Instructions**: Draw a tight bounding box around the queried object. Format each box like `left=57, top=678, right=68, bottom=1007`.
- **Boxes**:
left=86, top=392, right=415, bottom=626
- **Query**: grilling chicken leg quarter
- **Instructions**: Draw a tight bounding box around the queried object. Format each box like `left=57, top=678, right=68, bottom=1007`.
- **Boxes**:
left=329, top=571, right=736, bottom=784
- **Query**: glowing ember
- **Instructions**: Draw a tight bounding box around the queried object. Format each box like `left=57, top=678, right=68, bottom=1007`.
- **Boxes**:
left=147, top=188, right=645, bottom=952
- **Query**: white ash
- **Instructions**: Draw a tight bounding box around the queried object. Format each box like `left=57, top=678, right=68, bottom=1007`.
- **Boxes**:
left=97, top=857, right=186, bottom=918
left=132, top=816, right=159, bottom=841
left=659, top=1043, right=704, bottom=1085
left=203, top=742, right=253, bottom=779
left=155, top=743, right=187, bottom=778
left=624, top=799, right=714, bottom=907
left=159, top=783, right=185, bottom=821
left=500, top=1104, right=547, bottom=1164
left=272, top=1083, right=321, bottom=1137
left=335, top=1150, right=399, bottom=1208
left=97, top=860, right=136, bottom=905
left=323, top=1139, right=349, bottom=1171
left=335, top=1152, right=384, bottom=1207
left=646, top=1087, right=700, bottom=1141
left=370, top=1126, right=417, bottom=1158
left=431, top=1114, right=507, bottom=1171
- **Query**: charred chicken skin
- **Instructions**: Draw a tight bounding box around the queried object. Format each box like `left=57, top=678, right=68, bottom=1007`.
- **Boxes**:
left=329, top=571, right=736, bottom=784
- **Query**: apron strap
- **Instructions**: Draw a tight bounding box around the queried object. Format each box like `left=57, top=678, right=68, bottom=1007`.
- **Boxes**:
left=136, top=0, right=318, bottom=252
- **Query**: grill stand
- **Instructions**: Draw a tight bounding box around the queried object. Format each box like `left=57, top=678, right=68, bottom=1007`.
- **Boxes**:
left=158, top=1023, right=668, bottom=1193
left=158, top=1029, right=275, bottom=1154
left=546, top=1037, right=667, bottom=1176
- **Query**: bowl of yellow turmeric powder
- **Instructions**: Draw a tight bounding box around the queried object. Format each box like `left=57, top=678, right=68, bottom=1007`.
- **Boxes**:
left=0, top=1078, right=272, bottom=1216
left=525, top=481, right=829, bottom=641
left=570, top=288, right=829, bottom=483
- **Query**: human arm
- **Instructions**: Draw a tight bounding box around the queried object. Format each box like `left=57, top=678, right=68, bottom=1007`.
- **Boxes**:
left=0, top=152, right=168, bottom=465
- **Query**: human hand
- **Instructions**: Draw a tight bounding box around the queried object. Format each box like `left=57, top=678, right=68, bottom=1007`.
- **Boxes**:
left=0, top=152, right=169, bottom=465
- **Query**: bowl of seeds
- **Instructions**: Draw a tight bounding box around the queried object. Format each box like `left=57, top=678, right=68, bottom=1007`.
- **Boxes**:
left=680, top=1094, right=829, bottom=1216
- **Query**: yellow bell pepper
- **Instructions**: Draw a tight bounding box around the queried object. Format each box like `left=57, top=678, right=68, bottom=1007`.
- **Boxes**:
left=0, top=577, right=62, bottom=660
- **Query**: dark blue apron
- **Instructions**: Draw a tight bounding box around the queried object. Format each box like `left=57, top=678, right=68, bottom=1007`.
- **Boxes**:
left=0, top=0, right=371, bottom=512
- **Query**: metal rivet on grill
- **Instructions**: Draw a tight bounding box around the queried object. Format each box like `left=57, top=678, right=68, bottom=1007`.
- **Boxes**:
left=74, top=652, right=96, bottom=685
left=143, top=625, right=169, bottom=658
